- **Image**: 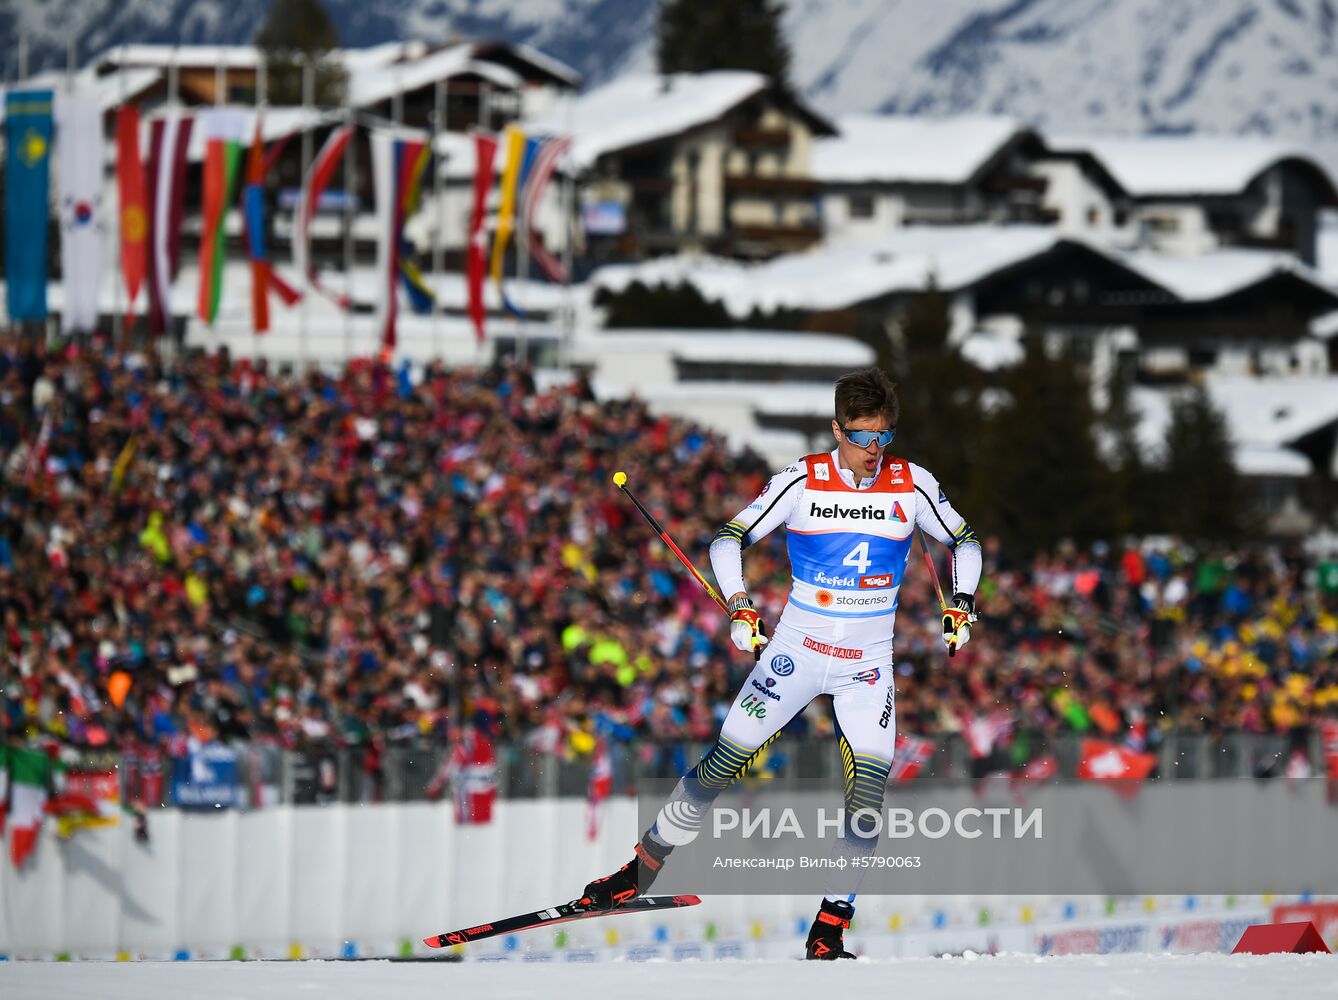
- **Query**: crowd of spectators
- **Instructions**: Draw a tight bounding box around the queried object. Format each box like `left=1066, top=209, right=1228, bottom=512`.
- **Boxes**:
left=2, top=332, right=1336, bottom=780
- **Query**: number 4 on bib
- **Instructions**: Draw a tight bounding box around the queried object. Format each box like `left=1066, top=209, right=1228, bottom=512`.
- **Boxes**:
left=843, top=541, right=872, bottom=575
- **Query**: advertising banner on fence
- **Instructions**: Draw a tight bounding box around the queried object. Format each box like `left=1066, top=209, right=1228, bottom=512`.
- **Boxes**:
left=172, top=743, right=241, bottom=808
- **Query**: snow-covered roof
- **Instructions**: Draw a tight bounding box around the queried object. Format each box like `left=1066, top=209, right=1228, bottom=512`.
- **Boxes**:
left=959, top=332, right=1025, bottom=371
left=594, top=329, right=874, bottom=367
left=673, top=332, right=871, bottom=367
left=1311, top=310, right=1338, bottom=341
left=346, top=45, right=524, bottom=108
left=524, top=72, right=772, bottom=170
left=0, top=67, right=161, bottom=124
left=1128, top=383, right=1327, bottom=477
left=1048, top=135, right=1338, bottom=199
left=812, top=115, right=1025, bottom=185
left=491, top=41, right=583, bottom=88
left=594, top=226, right=1062, bottom=315
left=1205, top=374, right=1338, bottom=451
left=92, top=44, right=262, bottom=69
left=1112, top=247, right=1337, bottom=303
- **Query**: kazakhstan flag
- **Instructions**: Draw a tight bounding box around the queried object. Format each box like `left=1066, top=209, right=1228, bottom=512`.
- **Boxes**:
left=5, top=91, right=54, bottom=322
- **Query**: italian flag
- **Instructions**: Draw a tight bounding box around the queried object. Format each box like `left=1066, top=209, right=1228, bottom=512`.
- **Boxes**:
left=4, top=746, right=53, bottom=867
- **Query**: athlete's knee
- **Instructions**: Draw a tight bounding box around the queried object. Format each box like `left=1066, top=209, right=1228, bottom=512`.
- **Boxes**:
left=687, top=734, right=757, bottom=794
left=839, top=738, right=893, bottom=845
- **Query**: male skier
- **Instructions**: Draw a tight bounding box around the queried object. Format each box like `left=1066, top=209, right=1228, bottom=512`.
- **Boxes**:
left=582, top=367, right=982, bottom=959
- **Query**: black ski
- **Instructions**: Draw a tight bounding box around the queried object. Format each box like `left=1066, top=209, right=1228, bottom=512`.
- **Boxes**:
left=423, top=894, right=702, bottom=948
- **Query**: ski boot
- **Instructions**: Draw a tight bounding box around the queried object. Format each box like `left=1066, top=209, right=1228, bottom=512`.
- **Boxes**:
left=805, top=898, right=857, bottom=960
left=581, top=835, right=672, bottom=911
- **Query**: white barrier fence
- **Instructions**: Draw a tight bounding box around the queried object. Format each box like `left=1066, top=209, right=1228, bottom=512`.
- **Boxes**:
left=0, top=797, right=1292, bottom=960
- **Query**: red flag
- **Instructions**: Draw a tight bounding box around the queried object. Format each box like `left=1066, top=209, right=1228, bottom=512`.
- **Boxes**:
left=889, top=733, right=934, bottom=784
left=145, top=114, right=194, bottom=338
left=1009, top=753, right=1059, bottom=802
left=586, top=737, right=613, bottom=841
left=1016, top=754, right=1059, bottom=781
left=115, top=106, right=147, bottom=316
left=964, top=710, right=1014, bottom=759
left=25, top=411, right=51, bottom=492
left=1077, top=738, right=1156, bottom=798
left=295, top=124, right=354, bottom=309
left=467, top=132, right=498, bottom=343
left=1321, top=720, right=1338, bottom=778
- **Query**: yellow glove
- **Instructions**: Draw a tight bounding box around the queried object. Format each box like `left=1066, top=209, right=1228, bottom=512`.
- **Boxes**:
left=942, top=594, right=978, bottom=657
left=728, top=595, right=769, bottom=654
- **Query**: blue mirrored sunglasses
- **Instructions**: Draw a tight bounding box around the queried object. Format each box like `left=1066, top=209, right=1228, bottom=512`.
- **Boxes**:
left=841, top=426, right=895, bottom=448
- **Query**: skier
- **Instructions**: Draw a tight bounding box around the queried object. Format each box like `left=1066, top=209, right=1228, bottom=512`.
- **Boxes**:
left=581, top=367, right=982, bottom=959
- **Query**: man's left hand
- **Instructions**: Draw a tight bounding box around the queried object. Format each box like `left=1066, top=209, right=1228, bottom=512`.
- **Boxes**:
left=942, top=593, right=978, bottom=657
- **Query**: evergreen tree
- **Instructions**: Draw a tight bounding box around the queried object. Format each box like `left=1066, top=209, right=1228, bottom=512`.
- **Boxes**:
left=255, top=0, right=347, bottom=105
left=1102, top=359, right=1155, bottom=536
left=657, top=0, right=792, bottom=88
left=600, top=281, right=734, bottom=328
left=970, top=333, right=1115, bottom=553
left=883, top=288, right=985, bottom=509
left=1158, top=385, right=1242, bottom=542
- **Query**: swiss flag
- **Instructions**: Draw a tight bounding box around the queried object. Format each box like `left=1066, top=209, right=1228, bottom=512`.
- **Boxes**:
left=1077, top=739, right=1156, bottom=797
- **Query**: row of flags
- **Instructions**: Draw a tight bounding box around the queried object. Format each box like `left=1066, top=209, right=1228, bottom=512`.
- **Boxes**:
left=3, top=90, right=573, bottom=349
left=467, top=124, right=571, bottom=340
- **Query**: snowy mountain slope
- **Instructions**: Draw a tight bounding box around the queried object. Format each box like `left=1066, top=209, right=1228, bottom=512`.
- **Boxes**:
left=5, top=0, right=1338, bottom=144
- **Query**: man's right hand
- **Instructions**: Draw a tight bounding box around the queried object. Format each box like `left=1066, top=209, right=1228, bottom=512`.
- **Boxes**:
left=728, top=595, right=769, bottom=653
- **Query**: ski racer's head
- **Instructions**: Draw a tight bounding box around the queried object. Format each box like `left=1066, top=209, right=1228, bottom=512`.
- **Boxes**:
left=832, top=367, right=898, bottom=477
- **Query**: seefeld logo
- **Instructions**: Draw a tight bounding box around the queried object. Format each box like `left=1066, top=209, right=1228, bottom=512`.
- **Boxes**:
left=813, top=570, right=856, bottom=587
left=810, top=501, right=885, bottom=520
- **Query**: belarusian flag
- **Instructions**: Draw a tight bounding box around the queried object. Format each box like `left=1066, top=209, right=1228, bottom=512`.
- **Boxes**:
left=7, top=746, right=53, bottom=867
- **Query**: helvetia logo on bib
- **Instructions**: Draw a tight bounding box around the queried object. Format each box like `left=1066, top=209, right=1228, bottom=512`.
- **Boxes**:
left=809, top=501, right=885, bottom=520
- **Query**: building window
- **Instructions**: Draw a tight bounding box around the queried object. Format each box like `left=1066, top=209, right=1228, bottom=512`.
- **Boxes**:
left=849, top=193, right=875, bottom=219
left=1142, top=215, right=1180, bottom=234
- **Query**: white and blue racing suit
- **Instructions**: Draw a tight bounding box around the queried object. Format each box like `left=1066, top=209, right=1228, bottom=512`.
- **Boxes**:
left=646, top=450, right=982, bottom=894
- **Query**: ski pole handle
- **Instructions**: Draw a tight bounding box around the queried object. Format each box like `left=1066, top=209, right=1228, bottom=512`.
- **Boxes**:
left=613, top=470, right=729, bottom=614
left=916, top=527, right=959, bottom=658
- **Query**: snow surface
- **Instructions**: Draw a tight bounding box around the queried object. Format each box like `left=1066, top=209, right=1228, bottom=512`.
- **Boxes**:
left=812, top=115, right=1025, bottom=185
left=4, top=953, right=1338, bottom=1000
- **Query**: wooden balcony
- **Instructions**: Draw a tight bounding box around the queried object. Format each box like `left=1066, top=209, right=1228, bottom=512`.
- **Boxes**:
left=723, top=175, right=821, bottom=196
left=732, top=126, right=791, bottom=147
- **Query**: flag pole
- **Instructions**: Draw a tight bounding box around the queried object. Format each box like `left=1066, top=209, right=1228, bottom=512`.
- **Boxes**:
left=300, top=54, right=314, bottom=368
left=112, top=46, right=126, bottom=351
left=347, top=106, right=358, bottom=364
left=517, top=160, right=529, bottom=369
left=431, top=76, right=446, bottom=364
left=560, top=91, right=576, bottom=371
left=254, top=55, right=267, bottom=364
